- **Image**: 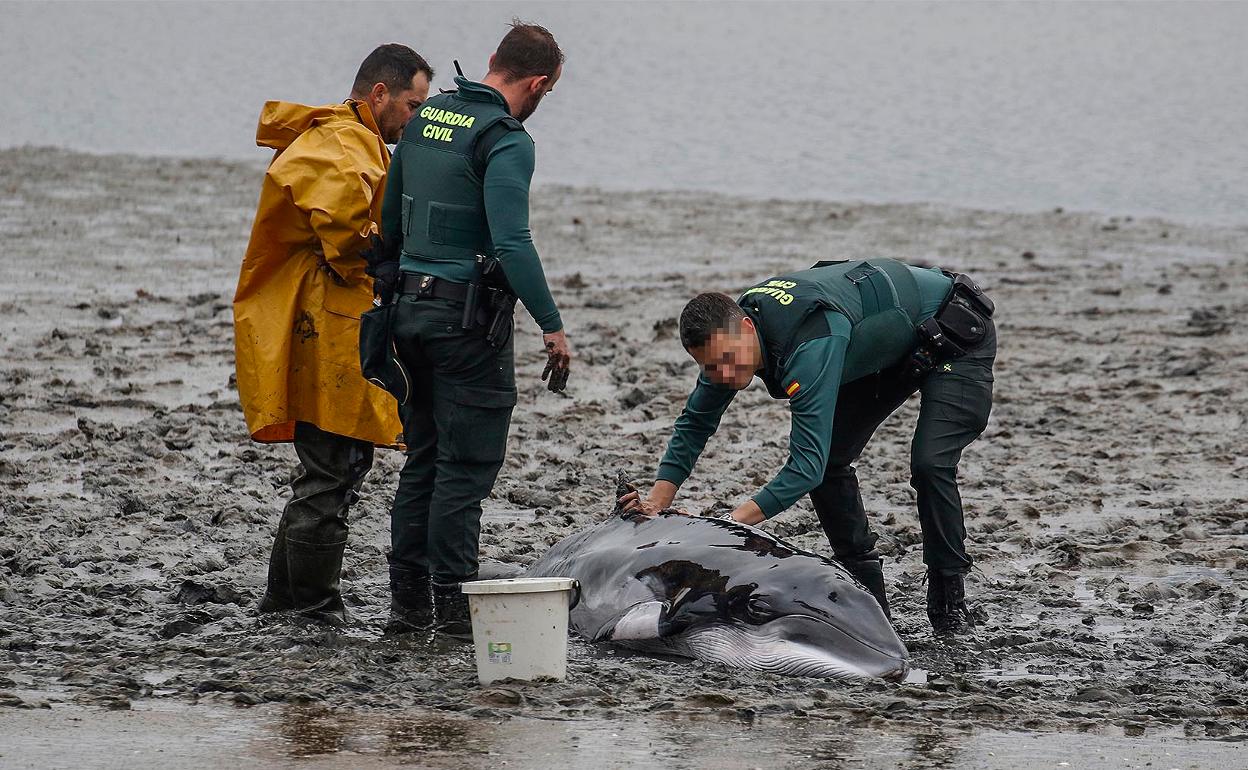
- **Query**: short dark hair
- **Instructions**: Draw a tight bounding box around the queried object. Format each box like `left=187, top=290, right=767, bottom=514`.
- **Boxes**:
left=352, top=44, right=434, bottom=97
left=489, top=20, right=564, bottom=82
left=680, top=293, right=745, bottom=350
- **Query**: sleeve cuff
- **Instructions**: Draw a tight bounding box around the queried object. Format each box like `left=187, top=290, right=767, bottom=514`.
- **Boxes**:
left=655, top=462, right=688, bottom=487
left=752, top=488, right=785, bottom=519
left=537, top=314, right=563, bottom=335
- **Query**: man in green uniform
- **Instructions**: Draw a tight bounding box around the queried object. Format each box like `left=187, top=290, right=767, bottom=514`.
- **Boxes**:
left=619, top=260, right=996, bottom=636
left=374, top=22, right=570, bottom=638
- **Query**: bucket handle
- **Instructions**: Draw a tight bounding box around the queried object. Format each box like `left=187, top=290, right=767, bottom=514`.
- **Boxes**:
left=568, top=579, right=582, bottom=610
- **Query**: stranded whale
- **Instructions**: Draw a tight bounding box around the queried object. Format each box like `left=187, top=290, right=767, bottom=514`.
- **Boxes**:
left=526, top=509, right=909, bottom=680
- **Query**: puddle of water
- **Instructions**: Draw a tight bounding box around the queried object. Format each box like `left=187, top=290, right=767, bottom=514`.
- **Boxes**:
left=979, top=664, right=1088, bottom=684
left=0, top=702, right=1242, bottom=769
left=481, top=507, right=538, bottom=526
left=140, top=670, right=182, bottom=686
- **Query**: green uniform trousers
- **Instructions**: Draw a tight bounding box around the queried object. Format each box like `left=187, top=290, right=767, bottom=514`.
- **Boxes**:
left=810, top=321, right=996, bottom=575
left=388, top=296, right=516, bottom=584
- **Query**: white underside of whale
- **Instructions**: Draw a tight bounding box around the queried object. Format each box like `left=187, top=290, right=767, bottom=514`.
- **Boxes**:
left=612, top=608, right=880, bottom=680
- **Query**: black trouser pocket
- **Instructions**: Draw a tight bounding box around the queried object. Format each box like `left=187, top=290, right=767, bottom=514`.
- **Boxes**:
left=445, top=384, right=517, bottom=464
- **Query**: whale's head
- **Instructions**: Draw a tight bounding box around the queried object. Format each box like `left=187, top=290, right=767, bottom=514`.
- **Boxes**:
left=678, top=527, right=910, bottom=680
left=711, top=573, right=909, bottom=680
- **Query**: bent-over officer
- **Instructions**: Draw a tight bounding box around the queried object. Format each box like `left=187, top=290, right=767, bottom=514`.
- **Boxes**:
left=371, top=22, right=571, bottom=638
left=233, top=45, right=433, bottom=625
left=619, top=259, right=996, bottom=636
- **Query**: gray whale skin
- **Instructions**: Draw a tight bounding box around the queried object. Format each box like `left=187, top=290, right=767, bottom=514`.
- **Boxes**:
left=527, top=511, right=909, bottom=680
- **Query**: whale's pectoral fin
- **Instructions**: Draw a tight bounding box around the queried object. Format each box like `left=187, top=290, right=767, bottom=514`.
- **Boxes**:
left=595, top=601, right=668, bottom=642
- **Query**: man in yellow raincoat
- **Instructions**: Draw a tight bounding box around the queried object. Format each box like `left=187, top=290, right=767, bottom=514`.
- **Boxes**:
left=233, top=44, right=433, bottom=625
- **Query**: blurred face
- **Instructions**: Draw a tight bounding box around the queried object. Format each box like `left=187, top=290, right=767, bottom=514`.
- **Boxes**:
left=690, top=317, right=762, bottom=390
left=514, top=64, right=562, bottom=123
left=374, top=72, right=431, bottom=143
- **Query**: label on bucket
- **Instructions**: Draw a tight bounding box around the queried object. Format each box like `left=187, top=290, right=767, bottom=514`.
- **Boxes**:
left=488, top=642, right=512, bottom=664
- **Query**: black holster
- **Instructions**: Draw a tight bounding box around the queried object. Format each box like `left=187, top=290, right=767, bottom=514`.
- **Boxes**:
left=483, top=291, right=516, bottom=349
left=460, top=256, right=515, bottom=349
left=909, top=272, right=994, bottom=377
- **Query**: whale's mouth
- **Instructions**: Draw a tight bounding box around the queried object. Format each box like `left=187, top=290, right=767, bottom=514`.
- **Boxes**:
left=669, top=616, right=909, bottom=680
left=778, top=613, right=909, bottom=660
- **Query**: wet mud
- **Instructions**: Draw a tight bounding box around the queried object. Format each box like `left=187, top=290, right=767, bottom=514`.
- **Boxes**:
left=1, top=148, right=1247, bottom=757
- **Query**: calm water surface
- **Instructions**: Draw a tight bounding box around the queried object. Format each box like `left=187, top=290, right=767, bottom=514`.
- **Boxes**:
left=2, top=1, right=1246, bottom=223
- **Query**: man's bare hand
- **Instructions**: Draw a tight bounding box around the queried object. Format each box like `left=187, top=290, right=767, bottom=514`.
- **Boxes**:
left=616, top=490, right=662, bottom=516
left=618, top=481, right=678, bottom=517
left=726, top=500, right=766, bottom=525
left=541, top=330, right=571, bottom=393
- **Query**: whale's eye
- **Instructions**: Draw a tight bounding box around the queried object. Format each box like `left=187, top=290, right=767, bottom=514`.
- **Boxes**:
left=827, top=591, right=838, bottom=603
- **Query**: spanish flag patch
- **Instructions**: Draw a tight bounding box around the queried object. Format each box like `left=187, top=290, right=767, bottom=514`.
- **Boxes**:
left=785, top=381, right=801, bottom=397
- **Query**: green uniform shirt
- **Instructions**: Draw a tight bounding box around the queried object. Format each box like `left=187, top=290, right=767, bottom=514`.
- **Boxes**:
left=382, top=79, right=562, bottom=333
left=656, top=265, right=952, bottom=518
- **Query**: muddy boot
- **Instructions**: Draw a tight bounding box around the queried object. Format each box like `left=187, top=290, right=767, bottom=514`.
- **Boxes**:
left=386, top=562, right=433, bottom=634
left=927, top=570, right=975, bottom=636
left=257, top=522, right=293, bottom=613
left=285, top=538, right=349, bottom=627
left=836, top=552, right=890, bottom=619
left=433, top=575, right=477, bottom=640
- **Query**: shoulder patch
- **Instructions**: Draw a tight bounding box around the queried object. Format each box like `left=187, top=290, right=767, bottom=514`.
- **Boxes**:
left=786, top=381, right=801, bottom=397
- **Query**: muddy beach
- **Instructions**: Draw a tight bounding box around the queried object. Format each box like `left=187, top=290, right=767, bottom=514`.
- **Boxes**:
left=1, top=147, right=1246, bottom=766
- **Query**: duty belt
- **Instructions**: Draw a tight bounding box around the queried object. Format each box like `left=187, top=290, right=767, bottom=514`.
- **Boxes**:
left=398, top=270, right=517, bottom=349
left=398, top=272, right=473, bottom=303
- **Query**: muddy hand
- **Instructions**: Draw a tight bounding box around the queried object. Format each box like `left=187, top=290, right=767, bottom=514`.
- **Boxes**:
left=541, top=330, right=571, bottom=393
left=617, top=489, right=644, bottom=514
left=618, top=491, right=680, bottom=517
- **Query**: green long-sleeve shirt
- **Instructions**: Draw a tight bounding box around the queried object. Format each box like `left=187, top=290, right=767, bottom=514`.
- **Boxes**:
left=656, top=265, right=951, bottom=518
left=479, top=129, right=562, bottom=333
left=381, top=80, right=562, bottom=333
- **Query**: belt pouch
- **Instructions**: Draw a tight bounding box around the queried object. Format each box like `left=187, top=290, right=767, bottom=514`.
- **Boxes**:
left=359, top=302, right=411, bottom=405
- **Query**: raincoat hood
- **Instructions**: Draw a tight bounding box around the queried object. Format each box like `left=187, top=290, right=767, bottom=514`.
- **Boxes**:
left=255, top=100, right=380, bottom=151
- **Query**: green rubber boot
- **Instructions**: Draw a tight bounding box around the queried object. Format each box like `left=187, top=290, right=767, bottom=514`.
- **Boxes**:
left=257, top=521, right=294, bottom=613
left=285, top=538, right=349, bottom=627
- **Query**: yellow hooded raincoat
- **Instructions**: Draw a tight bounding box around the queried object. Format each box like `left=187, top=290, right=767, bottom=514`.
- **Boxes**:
left=233, top=100, right=402, bottom=446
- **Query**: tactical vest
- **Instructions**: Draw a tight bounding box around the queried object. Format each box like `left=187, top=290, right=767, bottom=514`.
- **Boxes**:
left=393, top=83, right=525, bottom=272
left=738, top=259, right=924, bottom=398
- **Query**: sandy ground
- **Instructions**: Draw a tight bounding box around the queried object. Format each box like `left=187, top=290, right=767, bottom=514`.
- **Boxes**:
left=1, top=147, right=1247, bottom=765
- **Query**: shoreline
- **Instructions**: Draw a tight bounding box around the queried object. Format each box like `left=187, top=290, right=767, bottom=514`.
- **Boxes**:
left=5, top=144, right=1245, bottom=231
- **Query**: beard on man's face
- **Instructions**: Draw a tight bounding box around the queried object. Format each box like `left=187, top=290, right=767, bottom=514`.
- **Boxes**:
left=513, top=91, right=544, bottom=123
left=379, top=106, right=406, bottom=143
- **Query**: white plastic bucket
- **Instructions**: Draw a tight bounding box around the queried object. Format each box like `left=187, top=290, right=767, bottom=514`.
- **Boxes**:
left=460, top=577, right=579, bottom=685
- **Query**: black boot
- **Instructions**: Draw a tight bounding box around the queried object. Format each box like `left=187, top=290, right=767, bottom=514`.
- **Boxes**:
left=257, top=521, right=293, bottom=613
left=836, top=552, right=890, bottom=619
left=927, top=570, right=975, bottom=636
left=386, top=562, right=433, bottom=634
left=433, top=575, right=477, bottom=640
left=284, top=538, right=349, bottom=627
